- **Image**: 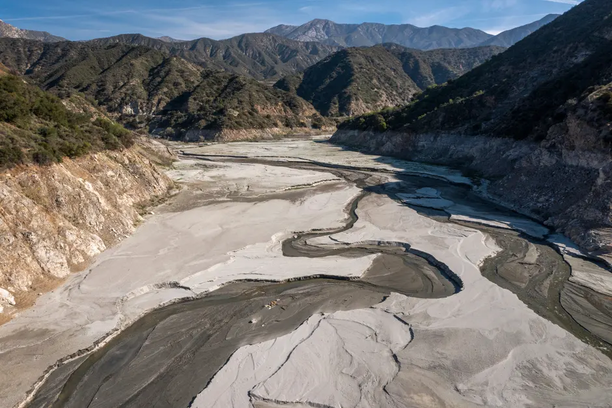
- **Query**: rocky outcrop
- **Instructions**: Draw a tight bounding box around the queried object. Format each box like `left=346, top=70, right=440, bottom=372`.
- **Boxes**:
left=330, top=123, right=612, bottom=259
left=0, top=139, right=174, bottom=316
left=0, top=20, right=64, bottom=42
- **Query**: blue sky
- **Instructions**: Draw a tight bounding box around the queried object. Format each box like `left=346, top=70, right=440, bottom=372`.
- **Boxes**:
left=1, top=0, right=582, bottom=41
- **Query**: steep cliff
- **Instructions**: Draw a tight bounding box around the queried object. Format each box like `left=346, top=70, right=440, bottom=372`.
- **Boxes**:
left=0, top=139, right=174, bottom=318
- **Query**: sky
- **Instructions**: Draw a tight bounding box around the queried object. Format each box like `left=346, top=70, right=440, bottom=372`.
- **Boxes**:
left=0, top=0, right=582, bottom=41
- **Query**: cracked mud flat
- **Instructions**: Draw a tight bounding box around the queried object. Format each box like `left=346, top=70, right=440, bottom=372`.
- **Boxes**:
left=2, top=137, right=612, bottom=408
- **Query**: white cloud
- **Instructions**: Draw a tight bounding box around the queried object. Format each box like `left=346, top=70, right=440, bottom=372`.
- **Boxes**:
left=542, top=0, right=580, bottom=4
left=408, top=6, right=469, bottom=27
left=482, top=0, right=518, bottom=11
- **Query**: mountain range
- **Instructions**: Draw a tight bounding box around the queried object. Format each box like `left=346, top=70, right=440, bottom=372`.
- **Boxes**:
left=0, top=14, right=559, bottom=85
left=479, top=14, right=560, bottom=47
left=333, top=0, right=612, bottom=254
left=275, top=44, right=503, bottom=116
left=88, top=33, right=340, bottom=81
left=0, top=11, right=567, bottom=142
left=0, top=38, right=325, bottom=140
left=266, top=15, right=560, bottom=50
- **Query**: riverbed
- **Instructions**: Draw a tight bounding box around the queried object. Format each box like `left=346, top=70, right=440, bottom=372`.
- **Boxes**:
left=2, top=137, right=612, bottom=408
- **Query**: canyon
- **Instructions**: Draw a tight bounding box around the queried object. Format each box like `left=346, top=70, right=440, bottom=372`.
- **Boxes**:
left=1, top=137, right=611, bottom=408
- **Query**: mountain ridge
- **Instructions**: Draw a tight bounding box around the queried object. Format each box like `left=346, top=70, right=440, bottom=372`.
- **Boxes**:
left=480, top=14, right=560, bottom=47
left=332, top=0, right=612, bottom=255
left=266, top=15, right=559, bottom=50
left=0, top=19, right=65, bottom=43
left=0, top=38, right=328, bottom=141
left=88, top=33, right=340, bottom=80
left=275, top=44, right=504, bottom=117
left=266, top=19, right=493, bottom=50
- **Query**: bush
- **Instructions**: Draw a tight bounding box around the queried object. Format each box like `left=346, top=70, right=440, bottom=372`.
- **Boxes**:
left=0, top=145, right=24, bottom=167
left=32, top=149, right=56, bottom=165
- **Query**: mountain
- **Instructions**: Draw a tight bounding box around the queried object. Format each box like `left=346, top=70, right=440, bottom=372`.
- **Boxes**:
left=155, top=70, right=320, bottom=141
left=89, top=33, right=340, bottom=80
left=332, top=0, right=612, bottom=255
left=275, top=45, right=504, bottom=117
left=0, top=19, right=65, bottom=42
left=480, top=14, right=560, bottom=47
left=275, top=47, right=418, bottom=117
left=266, top=19, right=493, bottom=50
left=266, top=16, right=562, bottom=50
left=0, top=38, right=325, bottom=141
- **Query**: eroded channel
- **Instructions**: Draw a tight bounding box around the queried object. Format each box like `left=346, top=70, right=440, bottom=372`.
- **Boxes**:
left=27, top=162, right=459, bottom=408
left=26, top=152, right=612, bottom=407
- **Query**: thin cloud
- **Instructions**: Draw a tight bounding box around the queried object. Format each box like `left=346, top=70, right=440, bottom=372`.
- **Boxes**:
left=408, top=6, right=469, bottom=27
left=3, top=3, right=267, bottom=22
left=5, top=10, right=138, bottom=22
left=542, top=0, right=580, bottom=4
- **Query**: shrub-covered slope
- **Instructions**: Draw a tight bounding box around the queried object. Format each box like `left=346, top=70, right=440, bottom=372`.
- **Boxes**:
left=0, top=39, right=323, bottom=140
left=0, top=74, right=134, bottom=168
left=332, top=0, right=612, bottom=255
left=276, top=45, right=503, bottom=117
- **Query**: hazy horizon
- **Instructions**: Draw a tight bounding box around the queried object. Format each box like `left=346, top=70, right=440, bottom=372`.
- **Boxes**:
left=1, top=0, right=580, bottom=41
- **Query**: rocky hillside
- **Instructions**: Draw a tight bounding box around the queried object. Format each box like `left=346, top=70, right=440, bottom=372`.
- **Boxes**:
left=0, top=39, right=326, bottom=141
left=480, top=14, right=559, bottom=47
left=275, top=47, right=419, bottom=117
left=0, top=72, right=174, bottom=317
left=154, top=70, right=324, bottom=141
left=275, top=45, right=503, bottom=117
left=0, top=19, right=64, bottom=43
left=332, top=0, right=612, bottom=257
left=0, top=138, right=174, bottom=317
left=266, top=19, right=493, bottom=50
left=89, top=33, right=340, bottom=81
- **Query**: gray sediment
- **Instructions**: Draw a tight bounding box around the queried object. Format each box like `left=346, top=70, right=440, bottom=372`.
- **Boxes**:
left=26, top=152, right=612, bottom=407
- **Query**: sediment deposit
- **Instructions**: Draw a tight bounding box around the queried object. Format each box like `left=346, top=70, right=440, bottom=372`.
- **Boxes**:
left=1, top=137, right=612, bottom=408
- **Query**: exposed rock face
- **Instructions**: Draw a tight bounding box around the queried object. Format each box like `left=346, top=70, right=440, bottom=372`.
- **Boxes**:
left=0, top=20, right=65, bottom=42
left=0, top=141, right=173, bottom=315
left=331, top=123, right=612, bottom=259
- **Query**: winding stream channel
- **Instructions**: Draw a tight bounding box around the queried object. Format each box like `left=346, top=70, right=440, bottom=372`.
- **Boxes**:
left=25, top=150, right=612, bottom=408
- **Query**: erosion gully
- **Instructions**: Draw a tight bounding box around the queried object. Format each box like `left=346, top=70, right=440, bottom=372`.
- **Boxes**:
left=26, top=153, right=612, bottom=408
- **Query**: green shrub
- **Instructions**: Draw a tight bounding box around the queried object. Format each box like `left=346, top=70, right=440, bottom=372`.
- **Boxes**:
left=32, top=149, right=56, bottom=165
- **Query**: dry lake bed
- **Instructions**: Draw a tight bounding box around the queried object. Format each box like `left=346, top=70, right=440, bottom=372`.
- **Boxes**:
left=2, top=137, right=612, bottom=408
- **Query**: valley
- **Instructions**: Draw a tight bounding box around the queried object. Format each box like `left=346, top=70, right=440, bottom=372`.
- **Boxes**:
left=1, top=0, right=612, bottom=407
left=1, top=137, right=611, bottom=408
